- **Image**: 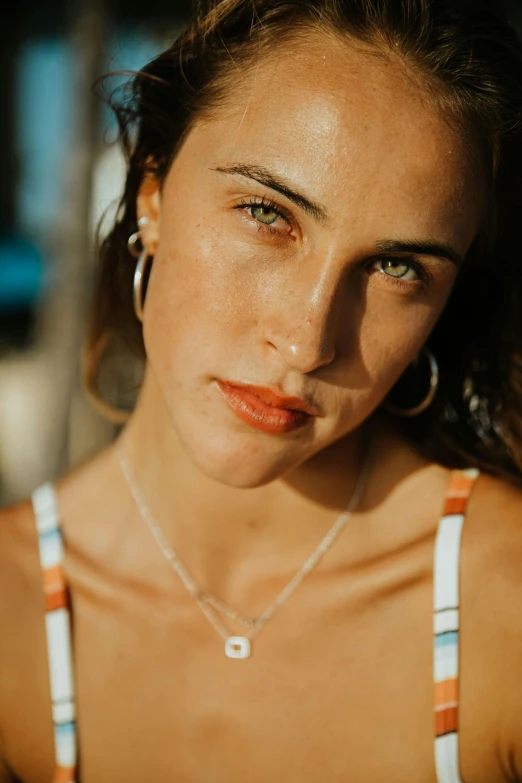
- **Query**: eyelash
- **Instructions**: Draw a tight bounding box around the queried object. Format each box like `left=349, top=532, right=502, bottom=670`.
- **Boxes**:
left=374, top=256, right=432, bottom=288
left=232, top=196, right=432, bottom=288
left=233, top=196, right=293, bottom=238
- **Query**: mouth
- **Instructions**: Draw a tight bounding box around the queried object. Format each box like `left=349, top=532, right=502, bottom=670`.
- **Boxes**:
left=216, top=380, right=317, bottom=435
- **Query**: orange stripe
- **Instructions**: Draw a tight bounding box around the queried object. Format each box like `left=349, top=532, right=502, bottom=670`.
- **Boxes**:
left=434, top=677, right=458, bottom=708
left=43, top=564, right=65, bottom=592
left=435, top=705, right=458, bottom=736
left=52, top=766, right=75, bottom=783
left=442, top=496, right=468, bottom=515
left=442, top=471, right=476, bottom=516
left=447, top=471, right=476, bottom=496
left=45, top=588, right=68, bottom=612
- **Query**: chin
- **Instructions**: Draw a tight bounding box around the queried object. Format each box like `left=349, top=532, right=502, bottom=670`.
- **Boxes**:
left=197, top=459, right=288, bottom=489
left=177, top=418, right=305, bottom=489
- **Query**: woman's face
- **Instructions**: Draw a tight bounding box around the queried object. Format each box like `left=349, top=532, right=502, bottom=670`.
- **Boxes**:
left=138, top=33, right=484, bottom=488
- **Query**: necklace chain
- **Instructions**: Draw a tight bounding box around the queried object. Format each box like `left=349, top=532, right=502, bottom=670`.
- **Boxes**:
left=117, top=437, right=371, bottom=656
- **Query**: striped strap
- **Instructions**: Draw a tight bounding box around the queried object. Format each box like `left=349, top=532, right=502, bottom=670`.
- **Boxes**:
left=32, top=483, right=77, bottom=783
left=433, top=468, right=479, bottom=783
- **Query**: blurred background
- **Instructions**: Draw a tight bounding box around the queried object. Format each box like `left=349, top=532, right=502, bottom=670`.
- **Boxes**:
left=0, top=0, right=194, bottom=504
left=1, top=0, right=522, bottom=504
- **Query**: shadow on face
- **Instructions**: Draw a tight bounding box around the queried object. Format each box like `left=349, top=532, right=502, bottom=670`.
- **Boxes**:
left=135, top=30, right=486, bottom=489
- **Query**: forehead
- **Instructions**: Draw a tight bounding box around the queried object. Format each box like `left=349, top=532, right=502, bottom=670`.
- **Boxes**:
left=191, top=32, right=485, bottom=242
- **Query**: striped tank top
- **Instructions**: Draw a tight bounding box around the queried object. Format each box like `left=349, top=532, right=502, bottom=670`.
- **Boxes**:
left=31, top=467, right=479, bottom=783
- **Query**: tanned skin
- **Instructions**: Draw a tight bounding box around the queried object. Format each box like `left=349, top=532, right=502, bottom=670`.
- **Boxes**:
left=1, top=32, right=521, bottom=783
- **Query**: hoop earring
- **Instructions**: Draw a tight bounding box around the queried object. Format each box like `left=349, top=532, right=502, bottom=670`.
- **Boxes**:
left=133, top=247, right=152, bottom=322
left=127, top=217, right=148, bottom=258
left=383, top=346, right=439, bottom=417
left=128, top=218, right=152, bottom=322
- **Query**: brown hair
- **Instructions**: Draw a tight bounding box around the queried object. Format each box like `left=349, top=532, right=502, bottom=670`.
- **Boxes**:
left=85, top=0, right=522, bottom=484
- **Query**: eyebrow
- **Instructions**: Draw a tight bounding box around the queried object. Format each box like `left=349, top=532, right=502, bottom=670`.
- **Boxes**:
left=214, top=162, right=464, bottom=267
left=213, top=163, right=329, bottom=224
left=374, top=239, right=463, bottom=267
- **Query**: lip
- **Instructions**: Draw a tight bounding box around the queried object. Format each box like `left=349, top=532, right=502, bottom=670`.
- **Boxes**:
left=225, top=382, right=318, bottom=415
left=216, top=380, right=317, bottom=434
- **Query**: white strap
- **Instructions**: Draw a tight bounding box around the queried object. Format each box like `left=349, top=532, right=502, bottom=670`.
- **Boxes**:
left=435, top=734, right=462, bottom=783
left=433, top=512, right=464, bottom=783
left=32, top=482, right=60, bottom=535
left=434, top=514, right=464, bottom=613
left=32, top=483, right=78, bottom=778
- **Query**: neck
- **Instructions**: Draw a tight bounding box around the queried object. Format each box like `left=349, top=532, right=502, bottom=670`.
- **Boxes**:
left=119, top=371, right=371, bottom=597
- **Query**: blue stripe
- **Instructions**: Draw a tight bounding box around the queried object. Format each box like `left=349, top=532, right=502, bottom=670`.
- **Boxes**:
left=435, top=630, right=458, bottom=648
left=39, top=527, right=61, bottom=542
left=55, top=721, right=76, bottom=736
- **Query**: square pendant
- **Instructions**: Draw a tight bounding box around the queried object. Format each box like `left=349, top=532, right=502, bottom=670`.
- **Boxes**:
left=225, top=636, right=251, bottom=659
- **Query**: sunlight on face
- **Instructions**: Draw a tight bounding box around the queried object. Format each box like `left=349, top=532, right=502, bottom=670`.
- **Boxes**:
left=138, top=32, right=485, bottom=488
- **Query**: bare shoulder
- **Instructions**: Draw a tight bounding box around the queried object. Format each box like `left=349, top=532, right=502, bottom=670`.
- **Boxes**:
left=0, top=497, right=43, bottom=635
left=0, top=495, right=40, bottom=567
left=467, top=470, right=522, bottom=584
left=463, top=471, right=522, bottom=781
left=0, top=497, right=57, bottom=782
left=0, top=447, right=118, bottom=782
left=0, top=474, right=92, bottom=782
left=0, top=497, right=40, bottom=651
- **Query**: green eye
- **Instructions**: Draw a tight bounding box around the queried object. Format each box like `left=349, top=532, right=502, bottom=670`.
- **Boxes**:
left=374, top=257, right=419, bottom=281
left=251, top=205, right=279, bottom=225
left=381, top=259, right=410, bottom=277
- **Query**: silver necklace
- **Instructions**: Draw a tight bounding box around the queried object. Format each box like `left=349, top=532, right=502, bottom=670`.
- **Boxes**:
left=117, top=438, right=371, bottom=659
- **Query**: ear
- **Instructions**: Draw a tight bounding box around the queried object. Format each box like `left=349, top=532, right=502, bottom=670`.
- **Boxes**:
left=136, top=173, right=161, bottom=254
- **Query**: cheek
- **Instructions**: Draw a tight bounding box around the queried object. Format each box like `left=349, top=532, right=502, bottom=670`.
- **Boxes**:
left=141, top=222, right=261, bottom=374
left=358, top=286, right=447, bottom=392
left=320, top=293, right=445, bottom=442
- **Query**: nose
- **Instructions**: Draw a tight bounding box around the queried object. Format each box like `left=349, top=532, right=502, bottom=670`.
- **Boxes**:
left=262, top=259, right=342, bottom=374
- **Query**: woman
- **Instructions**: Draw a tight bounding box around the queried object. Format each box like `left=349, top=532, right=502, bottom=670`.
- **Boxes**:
left=1, top=0, right=521, bottom=781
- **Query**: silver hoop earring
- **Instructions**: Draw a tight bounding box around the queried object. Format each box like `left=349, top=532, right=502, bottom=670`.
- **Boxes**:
left=133, top=248, right=152, bottom=322
left=127, top=217, right=150, bottom=259
left=127, top=231, right=142, bottom=259
left=383, top=346, right=439, bottom=417
left=128, top=218, right=152, bottom=322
